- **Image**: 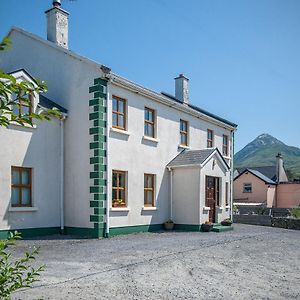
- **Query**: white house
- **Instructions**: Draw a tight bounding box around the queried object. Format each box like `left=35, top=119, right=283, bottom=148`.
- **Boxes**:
left=0, top=0, right=237, bottom=238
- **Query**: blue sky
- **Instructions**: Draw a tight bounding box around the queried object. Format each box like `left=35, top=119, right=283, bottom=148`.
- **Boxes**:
left=1, top=0, right=299, bottom=152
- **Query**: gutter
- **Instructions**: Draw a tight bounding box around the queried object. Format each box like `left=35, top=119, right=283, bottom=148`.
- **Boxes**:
left=60, top=113, right=67, bottom=234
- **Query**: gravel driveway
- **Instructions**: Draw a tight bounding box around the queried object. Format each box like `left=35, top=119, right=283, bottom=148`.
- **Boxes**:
left=11, top=224, right=300, bottom=300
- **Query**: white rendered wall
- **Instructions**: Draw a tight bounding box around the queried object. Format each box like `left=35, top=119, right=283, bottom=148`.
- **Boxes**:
left=0, top=30, right=102, bottom=229
left=0, top=119, right=61, bottom=230
left=172, top=167, right=200, bottom=225
left=108, top=83, right=233, bottom=228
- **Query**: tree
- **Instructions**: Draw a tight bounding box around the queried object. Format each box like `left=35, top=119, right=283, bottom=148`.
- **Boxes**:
left=0, top=37, right=62, bottom=128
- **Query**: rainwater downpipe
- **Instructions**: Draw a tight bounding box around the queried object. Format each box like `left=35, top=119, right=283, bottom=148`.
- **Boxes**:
left=168, top=167, right=173, bottom=220
left=105, top=81, right=110, bottom=238
left=230, top=131, right=235, bottom=221
left=60, top=114, right=67, bottom=234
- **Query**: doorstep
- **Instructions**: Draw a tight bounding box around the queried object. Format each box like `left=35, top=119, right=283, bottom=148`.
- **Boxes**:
left=212, top=223, right=234, bottom=232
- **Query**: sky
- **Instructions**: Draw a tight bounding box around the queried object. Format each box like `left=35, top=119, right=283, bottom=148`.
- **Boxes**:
left=1, top=0, right=299, bottom=152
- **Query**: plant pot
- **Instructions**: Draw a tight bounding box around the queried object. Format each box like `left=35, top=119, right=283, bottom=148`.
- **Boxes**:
left=201, top=224, right=213, bottom=232
left=221, top=221, right=232, bottom=226
left=164, top=222, right=174, bottom=230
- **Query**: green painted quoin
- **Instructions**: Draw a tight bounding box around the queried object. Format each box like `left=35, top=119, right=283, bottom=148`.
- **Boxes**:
left=89, top=78, right=108, bottom=238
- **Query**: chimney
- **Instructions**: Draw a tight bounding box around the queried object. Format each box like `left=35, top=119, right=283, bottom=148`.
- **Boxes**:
left=276, top=153, right=288, bottom=183
left=175, top=74, right=189, bottom=104
left=45, top=0, right=69, bottom=49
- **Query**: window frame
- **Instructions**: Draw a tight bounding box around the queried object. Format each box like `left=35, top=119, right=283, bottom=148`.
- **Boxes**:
left=112, top=170, right=127, bottom=207
left=243, top=183, right=252, bottom=193
left=223, top=134, right=229, bottom=156
left=144, top=107, right=156, bottom=138
left=207, top=129, right=214, bottom=148
left=13, top=92, right=33, bottom=118
left=112, top=95, right=127, bottom=131
left=144, top=173, right=155, bottom=207
left=179, top=119, right=188, bottom=146
left=11, top=166, right=32, bottom=207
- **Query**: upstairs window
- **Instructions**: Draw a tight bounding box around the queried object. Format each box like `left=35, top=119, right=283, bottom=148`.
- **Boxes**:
left=112, top=96, right=126, bottom=130
left=180, top=119, right=188, bottom=146
left=144, top=174, right=155, bottom=207
left=13, top=92, right=32, bottom=117
left=207, top=129, right=214, bottom=148
left=11, top=167, right=32, bottom=207
left=144, top=107, right=155, bottom=138
left=243, top=183, right=252, bottom=193
left=112, top=170, right=126, bottom=207
left=223, top=135, right=229, bottom=156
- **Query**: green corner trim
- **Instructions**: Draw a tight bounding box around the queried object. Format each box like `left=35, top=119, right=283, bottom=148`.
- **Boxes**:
left=89, top=77, right=108, bottom=238
left=109, top=224, right=163, bottom=237
left=174, top=224, right=202, bottom=232
left=0, top=227, right=61, bottom=239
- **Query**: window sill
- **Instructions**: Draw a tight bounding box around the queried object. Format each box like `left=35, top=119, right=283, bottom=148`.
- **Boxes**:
left=142, top=206, right=158, bottom=211
left=110, top=127, right=130, bottom=136
left=8, top=123, right=37, bottom=130
left=203, top=206, right=211, bottom=211
left=9, top=207, right=38, bottom=212
left=178, top=145, right=190, bottom=150
left=225, top=205, right=230, bottom=209
left=142, top=136, right=159, bottom=143
left=110, top=207, right=130, bottom=212
left=217, top=206, right=224, bottom=210
left=223, top=156, right=231, bottom=160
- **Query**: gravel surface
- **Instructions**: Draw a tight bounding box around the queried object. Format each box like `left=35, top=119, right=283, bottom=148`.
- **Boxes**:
left=11, top=224, right=300, bottom=300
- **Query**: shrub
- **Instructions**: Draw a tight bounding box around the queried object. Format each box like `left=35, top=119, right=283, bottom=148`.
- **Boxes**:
left=289, top=207, right=300, bottom=219
left=0, top=231, right=45, bottom=299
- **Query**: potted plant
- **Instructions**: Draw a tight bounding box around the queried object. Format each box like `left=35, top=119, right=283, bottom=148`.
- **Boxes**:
left=164, top=219, right=174, bottom=230
left=201, top=221, right=213, bottom=232
left=221, top=218, right=232, bottom=226
left=112, top=201, right=119, bottom=208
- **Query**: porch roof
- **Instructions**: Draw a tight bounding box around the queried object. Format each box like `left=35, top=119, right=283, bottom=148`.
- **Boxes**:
left=167, top=148, right=229, bottom=169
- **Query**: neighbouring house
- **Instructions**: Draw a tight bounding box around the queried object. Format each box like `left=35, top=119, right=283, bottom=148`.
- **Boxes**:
left=0, top=1, right=237, bottom=239
left=234, top=153, right=300, bottom=208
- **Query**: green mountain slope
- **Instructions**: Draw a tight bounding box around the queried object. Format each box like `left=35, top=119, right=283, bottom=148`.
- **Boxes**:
left=234, top=134, right=300, bottom=180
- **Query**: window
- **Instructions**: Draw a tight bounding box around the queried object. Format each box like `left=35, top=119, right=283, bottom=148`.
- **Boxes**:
left=12, top=92, right=32, bottom=117
left=144, top=174, right=155, bottom=207
left=144, top=107, right=155, bottom=138
left=207, top=129, right=214, bottom=148
left=112, top=170, right=126, bottom=207
left=225, top=182, right=229, bottom=206
left=11, top=167, right=32, bottom=207
left=223, top=135, right=229, bottom=156
left=243, top=183, right=252, bottom=193
left=112, top=96, right=126, bottom=130
left=216, top=178, right=220, bottom=206
left=180, top=119, right=188, bottom=146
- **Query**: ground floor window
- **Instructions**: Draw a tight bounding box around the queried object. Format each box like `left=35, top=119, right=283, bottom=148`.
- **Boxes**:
left=112, top=170, right=126, bottom=207
left=11, top=166, right=32, bottom=207
left=144, top=174, right=155, bottom=207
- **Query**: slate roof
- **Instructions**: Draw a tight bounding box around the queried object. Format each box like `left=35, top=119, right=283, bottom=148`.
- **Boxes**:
left=39, top=94, right=68, bottom=114
left=161, top=92, right=238, bottom=128
left=234, top=168, right=277, bottom=185
left=236, top=166, right=277, bottom=182
left=167, top=148, right=230, bottom=169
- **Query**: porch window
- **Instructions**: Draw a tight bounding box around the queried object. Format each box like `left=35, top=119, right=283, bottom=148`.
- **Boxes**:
left=112, top=170, right=126, bottom=207
left=112, top=96, right=126, bottom=130
left=225, top=182, right=229, bottom=206
left=207, top=129, right=214, bottom=148
left=223, top=135, right=229, bottom=156
left=180, top=119, right=188, bottom=146
left=243, top=183, right=252, bottom=193
left=12, top=92, right=33, bottom=117
left=144, top=174, right=155, bottom=207
left=11, top=167, right=32, bottom=207
left=144, top=107, right=155, bottom=138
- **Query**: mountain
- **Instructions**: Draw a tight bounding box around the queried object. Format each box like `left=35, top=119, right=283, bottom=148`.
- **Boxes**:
left=234, top=134, right=300, bottom=180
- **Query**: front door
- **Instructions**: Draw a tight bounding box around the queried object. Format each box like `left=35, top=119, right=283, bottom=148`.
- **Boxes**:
left=206, top=176, right=217, bottom=223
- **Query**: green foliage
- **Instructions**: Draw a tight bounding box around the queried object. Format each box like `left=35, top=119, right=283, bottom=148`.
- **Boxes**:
left=0, top=37, right=62, bottom=128
left=256, top=207, right=268, bottom=215
left=0, top=231, right=45, bottom=299
left=289, top=207, right=300, bottom=219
